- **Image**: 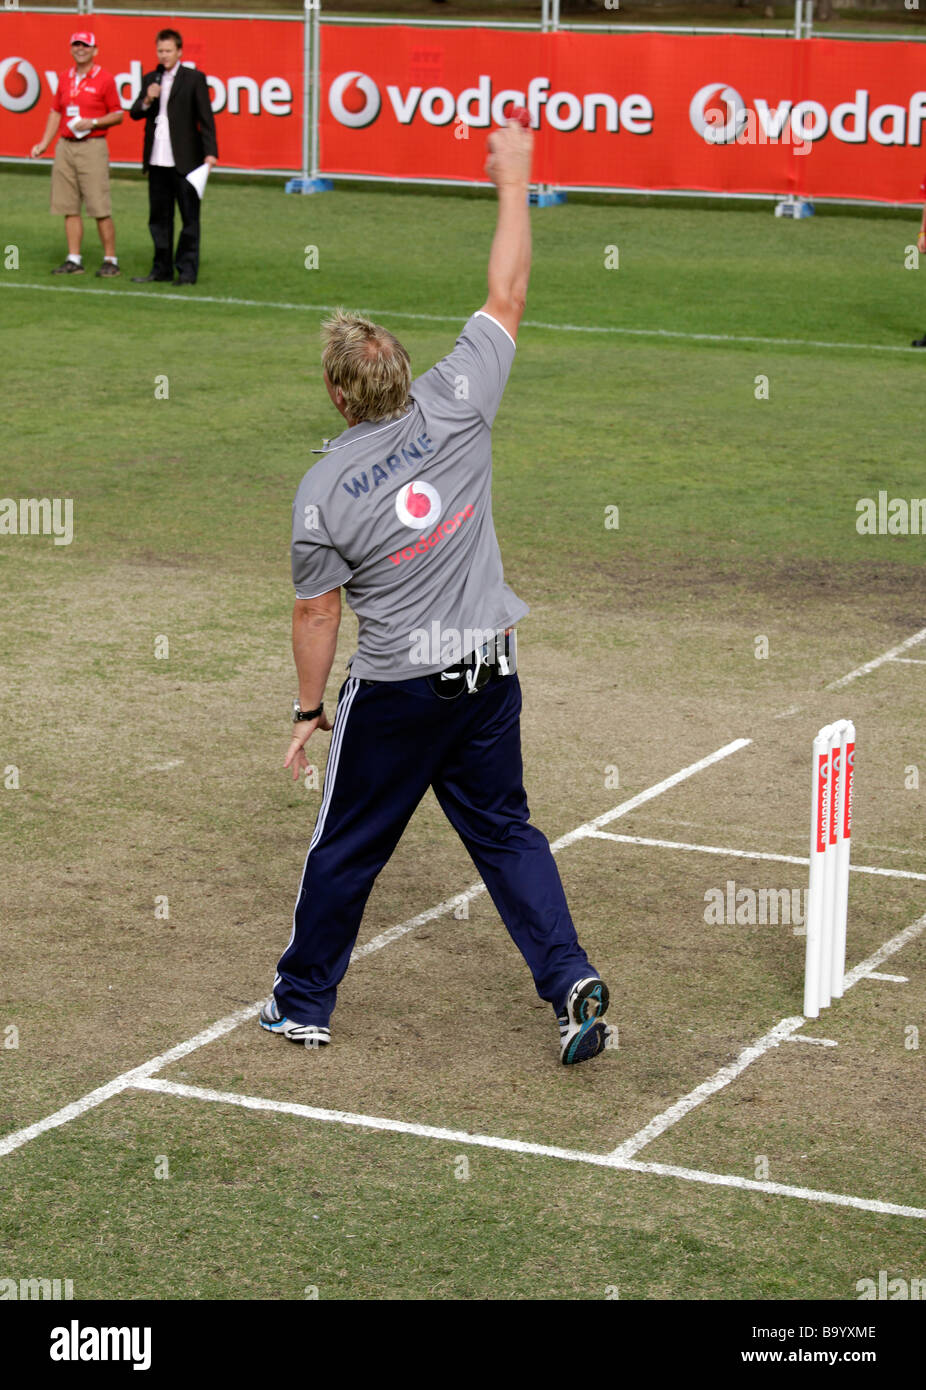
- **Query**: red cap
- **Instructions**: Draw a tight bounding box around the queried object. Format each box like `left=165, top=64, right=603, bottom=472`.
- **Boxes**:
left=69, top=31, right=96, bottom=47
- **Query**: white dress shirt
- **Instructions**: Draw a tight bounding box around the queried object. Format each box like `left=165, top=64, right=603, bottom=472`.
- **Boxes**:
left=150, top=64, right=177, bottom=168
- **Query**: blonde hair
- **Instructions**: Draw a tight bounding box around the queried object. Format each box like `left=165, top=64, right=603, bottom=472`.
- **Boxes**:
left=320, top=308, right=411, bottom=423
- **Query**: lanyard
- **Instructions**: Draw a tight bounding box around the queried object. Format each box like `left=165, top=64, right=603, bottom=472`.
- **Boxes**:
left=69, top=64, right=98, bottom=102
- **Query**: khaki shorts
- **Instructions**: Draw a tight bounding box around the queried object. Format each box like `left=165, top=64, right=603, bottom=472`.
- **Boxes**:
left=50, top=137, right=112, bottom=218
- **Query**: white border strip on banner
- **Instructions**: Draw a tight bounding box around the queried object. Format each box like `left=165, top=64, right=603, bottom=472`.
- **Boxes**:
left=51, top=7, right=917, bottom=40
left=1, top=158, right=918, bottom=208
left=553, top=25, right=795, bottom=37
left=282, top=171, right=920, bottom=213
left=322, top=16, right=542, bottom=29
left=45, top=8, right=304, bottom=18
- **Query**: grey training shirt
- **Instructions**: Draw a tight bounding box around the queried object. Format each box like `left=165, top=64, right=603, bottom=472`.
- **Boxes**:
left=291, top=310, right=529, bottom=681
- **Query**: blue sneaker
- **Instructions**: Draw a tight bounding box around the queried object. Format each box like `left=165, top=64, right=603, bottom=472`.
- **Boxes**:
left=258, top=997, right=330, bottom=1050
left=557, top=977, right=614, bottom=1065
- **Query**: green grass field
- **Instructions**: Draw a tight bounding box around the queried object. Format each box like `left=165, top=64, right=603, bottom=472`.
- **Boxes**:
left=2, top=164, right=925, bottom=1308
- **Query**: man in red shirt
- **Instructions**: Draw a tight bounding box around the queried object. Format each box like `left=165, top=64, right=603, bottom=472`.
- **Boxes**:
left=30, top=32, right=123, bottom=277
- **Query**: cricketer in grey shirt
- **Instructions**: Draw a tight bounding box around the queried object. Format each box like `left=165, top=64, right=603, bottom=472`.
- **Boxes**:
left=291, top=310, right=529, bottom=681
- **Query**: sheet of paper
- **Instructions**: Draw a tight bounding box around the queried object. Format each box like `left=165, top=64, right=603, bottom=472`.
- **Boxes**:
left=186, top=163, right=211, bottom=200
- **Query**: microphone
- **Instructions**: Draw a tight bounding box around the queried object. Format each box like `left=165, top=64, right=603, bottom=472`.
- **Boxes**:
left=155, top=63, right=165, bottom=80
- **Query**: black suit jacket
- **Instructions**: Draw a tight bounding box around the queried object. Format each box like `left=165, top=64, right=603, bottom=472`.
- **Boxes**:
left=129, top=64, right=218, bottom=176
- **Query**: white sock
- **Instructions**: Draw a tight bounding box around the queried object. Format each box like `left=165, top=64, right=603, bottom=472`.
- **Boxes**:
left=68, top=253, right=82, bottom=264
left=104, top=256, right=118, bottom=264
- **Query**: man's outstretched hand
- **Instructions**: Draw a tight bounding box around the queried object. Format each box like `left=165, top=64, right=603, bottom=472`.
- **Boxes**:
left=485, top=118, right=533, bottom=189
left=284, top=711, right=334, bottom=781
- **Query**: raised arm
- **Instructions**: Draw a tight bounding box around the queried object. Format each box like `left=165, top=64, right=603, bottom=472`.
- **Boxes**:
left=480, top=119, right=534, bottom=343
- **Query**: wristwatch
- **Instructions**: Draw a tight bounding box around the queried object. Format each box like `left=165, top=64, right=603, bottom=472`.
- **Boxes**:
left=293, top=699, right=324, bottom=723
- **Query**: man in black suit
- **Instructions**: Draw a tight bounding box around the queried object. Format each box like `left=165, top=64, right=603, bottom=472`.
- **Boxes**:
left=129, top=29, right=217, bottom=285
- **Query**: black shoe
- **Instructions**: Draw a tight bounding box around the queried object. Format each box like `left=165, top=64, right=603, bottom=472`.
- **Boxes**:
left=913, top=334, right=926, bottom=348
left=131, top=271, right=172, bottom=283
left=173, top=276, right=196, bottom=285
left=52, top=259, right=85, bottom=275
left=558, top=977, right=614, bottom=1065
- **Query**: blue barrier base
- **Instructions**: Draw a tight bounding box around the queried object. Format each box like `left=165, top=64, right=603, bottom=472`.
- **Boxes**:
left=530, top=188, right=567, bottom=207
left=285, top=177, right=335, bottom=195
left=774, top=198, right=815, bottom=219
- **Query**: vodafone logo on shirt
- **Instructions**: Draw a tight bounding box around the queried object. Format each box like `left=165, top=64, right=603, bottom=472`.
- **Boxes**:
left=389, top=496, right=475, bottom=568
left=395, top=480, right=441, bottom=530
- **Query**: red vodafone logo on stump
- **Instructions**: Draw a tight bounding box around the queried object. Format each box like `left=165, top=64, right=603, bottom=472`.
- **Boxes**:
left=395, top=480, right=441, bottom=530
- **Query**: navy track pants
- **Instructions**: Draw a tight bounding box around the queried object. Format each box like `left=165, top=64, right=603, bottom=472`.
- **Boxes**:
left=273, top=670, right=596, bottom=1026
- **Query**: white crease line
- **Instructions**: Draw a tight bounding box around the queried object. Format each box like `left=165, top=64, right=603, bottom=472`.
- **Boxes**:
left=354, top=739, right=751, bottom=959
left=135, top=1078, right=614, bottom=1165
left=0, top=1002, right=263, bottom=1159
left=783, top=1035, right=838, bottom=1048
left=636, top=818, right=923, bottom=859
left=608, top=909, right=926, bottom=1165
left=607, top=1017, right=805, bottom=1163
left=827, top=626, right=926, bottom=689
left=843, top=911, right=926, bottom=992
left=0, top=283, right=918, bottom=356
left=586, top=831, right=926, bottom=882
left=865, top=972, right=908, bottom=983
left=890, top=658, right=926, bottom=665
left=616, top=1159, right=926, bottom=1222
left=140, top=759, right=184, bottom=773
left=134, top=1079, right=926, bottom=1221
left=550, top=739, right=751, bottom=853
left=352, top=885, right=487, bottom=960
left=0, top=739, right=748, bottom=1160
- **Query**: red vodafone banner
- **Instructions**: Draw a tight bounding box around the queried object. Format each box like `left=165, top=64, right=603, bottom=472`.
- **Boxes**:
left=320, top=26, right=926, bottom=203
left=0, top=12, right=303, bottom=170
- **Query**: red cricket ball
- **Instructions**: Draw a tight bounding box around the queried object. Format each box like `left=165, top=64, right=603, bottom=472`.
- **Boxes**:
left=510, top=105, right=531, bottom=129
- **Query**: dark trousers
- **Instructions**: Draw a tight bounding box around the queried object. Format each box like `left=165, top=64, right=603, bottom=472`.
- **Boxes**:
left=273, top=671, right=597, bottom=1027
left=147, top=165, right=201, bottom=281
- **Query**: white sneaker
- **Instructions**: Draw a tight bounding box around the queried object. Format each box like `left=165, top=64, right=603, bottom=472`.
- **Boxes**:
left=258, top=997, right=330, bottom=1049
left=557, top=977, right=613, bottom=1065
